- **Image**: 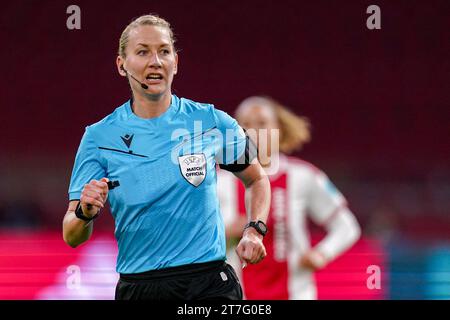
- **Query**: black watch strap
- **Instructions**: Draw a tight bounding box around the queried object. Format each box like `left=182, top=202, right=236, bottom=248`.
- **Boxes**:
left=244, top=220, right=268, bottom=237
left=75, top=202, right=99, bottom=222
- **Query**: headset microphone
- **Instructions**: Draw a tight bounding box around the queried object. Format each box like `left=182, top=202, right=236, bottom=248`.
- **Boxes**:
left=121, top=66, right=148, bottom=90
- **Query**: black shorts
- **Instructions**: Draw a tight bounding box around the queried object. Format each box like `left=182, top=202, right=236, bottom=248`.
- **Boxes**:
left=115, top=260, right=243, bottom=300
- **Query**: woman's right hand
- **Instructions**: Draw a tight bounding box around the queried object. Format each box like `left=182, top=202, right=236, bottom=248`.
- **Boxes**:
left=79, top=177, right=110, bottom=217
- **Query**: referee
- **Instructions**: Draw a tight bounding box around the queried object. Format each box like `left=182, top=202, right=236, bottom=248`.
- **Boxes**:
left=62, top=14, right=271, bottom=300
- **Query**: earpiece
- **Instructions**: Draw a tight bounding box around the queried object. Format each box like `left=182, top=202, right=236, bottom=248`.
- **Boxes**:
left=120, top=65, right=127, bottom=76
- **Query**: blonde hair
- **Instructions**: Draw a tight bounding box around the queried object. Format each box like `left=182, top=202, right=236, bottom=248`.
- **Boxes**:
left=118, top=14, right=176, bottom=58
left=236, top=96, right=311, bottom=154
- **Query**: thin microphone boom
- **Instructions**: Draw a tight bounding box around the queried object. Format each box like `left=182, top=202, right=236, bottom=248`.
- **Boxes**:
left=122, top=67, right=148, bottom=89
left=128, top=73, right=149, bottom=90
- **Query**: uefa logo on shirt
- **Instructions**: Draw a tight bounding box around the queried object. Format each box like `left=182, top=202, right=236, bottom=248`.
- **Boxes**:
left=178, top=154, right=207, bottom=187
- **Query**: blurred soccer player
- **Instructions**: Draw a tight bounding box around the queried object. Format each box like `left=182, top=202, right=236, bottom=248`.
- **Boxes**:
left=218, top=96, right=361, bottom=299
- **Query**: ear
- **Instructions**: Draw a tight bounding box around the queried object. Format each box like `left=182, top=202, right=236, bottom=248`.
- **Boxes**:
left=116, top=56, right=127, bottom=77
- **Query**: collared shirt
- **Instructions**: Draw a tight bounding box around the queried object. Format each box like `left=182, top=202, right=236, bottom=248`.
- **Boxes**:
left=69, top=95, right=246, bottom=273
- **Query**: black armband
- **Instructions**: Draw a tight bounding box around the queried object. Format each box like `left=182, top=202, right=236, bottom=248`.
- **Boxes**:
left=219, top=132, right=258, bottom=172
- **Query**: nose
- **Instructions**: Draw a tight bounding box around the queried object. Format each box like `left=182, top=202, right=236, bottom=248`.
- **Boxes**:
left=148, top=52, right=162, bottom=68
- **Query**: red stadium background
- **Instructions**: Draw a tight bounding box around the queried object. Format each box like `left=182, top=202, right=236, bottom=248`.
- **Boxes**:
left=0, top=0, right=448, bottom=299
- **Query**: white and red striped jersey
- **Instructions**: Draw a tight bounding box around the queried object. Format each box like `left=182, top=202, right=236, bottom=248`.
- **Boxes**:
left=217, top=154, right=361, bottom=299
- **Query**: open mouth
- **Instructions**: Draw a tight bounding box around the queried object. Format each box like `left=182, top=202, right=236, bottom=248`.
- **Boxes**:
left=146, top=73, right=163, bottom=81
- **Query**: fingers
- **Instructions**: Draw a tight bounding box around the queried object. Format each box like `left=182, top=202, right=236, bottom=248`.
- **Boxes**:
left=90, top=179, right=109, bottom=194
left=251, top=245, right=266, bottom=264
left=82, top=190, right=105, bottom=208
left=83, top=185, right=106, bottom=203
left=91, top=179, right=109, bottom=194
left=241, top=243, right=254, bottom=262
left=236, top=239, right=267, bottom=265
left=80, top=194, right=104, bottom=209
left=80, top=178, right=109, bottom=208
left=99, top=177, right=110, bottom=191
left=235, top=245, right=248, bottom=269
left=85, top=184, right=106, bottom=196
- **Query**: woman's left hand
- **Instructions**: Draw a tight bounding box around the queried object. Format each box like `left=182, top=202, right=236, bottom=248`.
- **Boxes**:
left=235, top=228, right=267, bottom=266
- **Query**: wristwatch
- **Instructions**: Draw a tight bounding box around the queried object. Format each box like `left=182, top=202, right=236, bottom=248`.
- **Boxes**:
left=244, top=220, right=268, bottom=237
left=75, top=202, right=99, bottom=222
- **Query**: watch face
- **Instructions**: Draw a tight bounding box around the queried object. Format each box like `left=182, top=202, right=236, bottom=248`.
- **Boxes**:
left=257, top=221, right=267, bottom=233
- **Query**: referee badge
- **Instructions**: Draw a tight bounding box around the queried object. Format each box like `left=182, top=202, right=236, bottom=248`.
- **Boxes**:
left=178, top=153, right=207, bottom=187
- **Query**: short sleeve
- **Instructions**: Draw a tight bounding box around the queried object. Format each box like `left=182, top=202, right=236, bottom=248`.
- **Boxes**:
left=307, top=170, right=347, bottom=225
left=68, top=127, right=107, bottom=201
left=212, top=108, right=247, bottom=165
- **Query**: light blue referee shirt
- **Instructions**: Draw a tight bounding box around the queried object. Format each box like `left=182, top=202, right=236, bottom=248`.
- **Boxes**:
left=68, top=95, right=246, bottom=274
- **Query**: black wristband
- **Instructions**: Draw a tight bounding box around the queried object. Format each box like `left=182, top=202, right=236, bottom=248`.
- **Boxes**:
left=75, top=202, right=99, bottom=222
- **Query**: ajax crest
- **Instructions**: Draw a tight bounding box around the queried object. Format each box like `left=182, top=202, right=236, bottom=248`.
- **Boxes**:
left=178, top=154, right=207, bottom=187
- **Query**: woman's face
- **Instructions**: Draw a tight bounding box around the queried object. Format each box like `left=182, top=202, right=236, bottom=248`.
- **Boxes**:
left=236, top=103, right=279, bottom=163
left=118, top=25, right=178, bottom=99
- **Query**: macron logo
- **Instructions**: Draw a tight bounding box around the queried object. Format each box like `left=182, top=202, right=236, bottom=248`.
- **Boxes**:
left=121, top=134, right=134, bottom=149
